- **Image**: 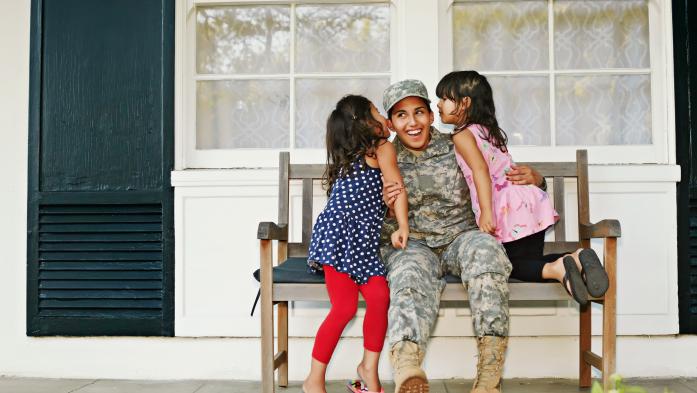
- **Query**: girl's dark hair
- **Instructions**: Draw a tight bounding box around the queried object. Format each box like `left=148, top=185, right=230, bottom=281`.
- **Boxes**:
left=436, top=70, right=508, bottom=152
left=324, top=95, right=387, bottom=195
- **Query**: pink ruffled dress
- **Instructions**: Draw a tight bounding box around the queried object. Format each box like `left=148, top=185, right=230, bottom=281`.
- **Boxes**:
left=455, top=124, right=558, bottom=243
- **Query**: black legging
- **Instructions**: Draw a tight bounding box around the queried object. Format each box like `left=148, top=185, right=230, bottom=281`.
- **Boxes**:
left=503, top=230, right=566, bottom=282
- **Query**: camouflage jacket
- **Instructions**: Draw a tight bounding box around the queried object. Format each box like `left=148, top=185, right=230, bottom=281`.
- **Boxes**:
left=382, top=127, right=477, bottom=249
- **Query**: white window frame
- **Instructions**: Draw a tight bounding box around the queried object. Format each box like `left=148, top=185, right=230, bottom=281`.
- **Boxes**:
left=175, top=0, right=399, bottom=169
left=437, top=0, right=675, bottom=164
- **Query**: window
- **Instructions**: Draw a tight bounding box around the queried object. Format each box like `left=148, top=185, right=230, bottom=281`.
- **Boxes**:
left=177, top=0, right=671, bottom=167
left=182, top=1, right=392, bottom=168
left=439, top=0, right=672, bottom=163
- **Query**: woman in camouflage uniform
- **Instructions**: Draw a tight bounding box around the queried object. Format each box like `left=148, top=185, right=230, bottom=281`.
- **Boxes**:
left=380, top=80, right=545, bottom=393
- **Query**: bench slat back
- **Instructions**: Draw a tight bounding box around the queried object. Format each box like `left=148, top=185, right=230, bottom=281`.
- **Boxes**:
left=278, top=150, right=589, bottom=258
left=301, top=178, right=314, bottom=251
left=553, top=177, right=566, bottom=241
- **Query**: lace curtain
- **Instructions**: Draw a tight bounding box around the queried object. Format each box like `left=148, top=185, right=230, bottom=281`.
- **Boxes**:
left=195, top=4, right=390, bottom=149
left=453, top=0, right=651, bottom=146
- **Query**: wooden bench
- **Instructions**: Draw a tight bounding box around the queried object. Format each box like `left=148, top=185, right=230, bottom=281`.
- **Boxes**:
left=256, top=150, right=620, bottom=392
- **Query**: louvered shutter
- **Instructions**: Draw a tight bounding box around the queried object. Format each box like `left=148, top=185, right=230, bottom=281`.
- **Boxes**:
left=38, top=204, right=163, bottom=313
left=27, top=0, right=174, bottom=336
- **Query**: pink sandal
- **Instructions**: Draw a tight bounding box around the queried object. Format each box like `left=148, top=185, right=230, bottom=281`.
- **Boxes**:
left=346, top=379, right=384, bottom=393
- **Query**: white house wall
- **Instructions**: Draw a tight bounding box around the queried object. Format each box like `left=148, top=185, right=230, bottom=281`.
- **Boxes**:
left=0, top=0, right=694, bottom=381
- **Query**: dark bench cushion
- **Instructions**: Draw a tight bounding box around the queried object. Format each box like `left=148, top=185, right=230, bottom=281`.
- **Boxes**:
left=253, top=257, right=325, bottom=283
left=253, top=257, right=524, bottom=284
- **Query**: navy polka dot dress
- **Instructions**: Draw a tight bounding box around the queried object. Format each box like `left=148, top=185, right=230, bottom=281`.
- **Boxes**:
left=307, top=160, right=386, bottom=284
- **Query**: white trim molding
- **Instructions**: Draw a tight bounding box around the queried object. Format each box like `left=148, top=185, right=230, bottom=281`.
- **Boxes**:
left=171, top=164, right=680, bottom=188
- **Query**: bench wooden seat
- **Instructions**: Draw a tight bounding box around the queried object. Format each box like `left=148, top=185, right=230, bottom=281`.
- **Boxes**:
left=256, top=150, right=620, bottom=392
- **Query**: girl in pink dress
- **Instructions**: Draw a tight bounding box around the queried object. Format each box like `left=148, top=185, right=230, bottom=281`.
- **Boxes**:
left=435, top=70, right=608, bottom=305
left=453, top=120, right=558, bottom=244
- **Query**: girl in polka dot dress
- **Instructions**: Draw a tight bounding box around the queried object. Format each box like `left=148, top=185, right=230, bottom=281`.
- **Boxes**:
left=303, top=95, right=409, bottom=393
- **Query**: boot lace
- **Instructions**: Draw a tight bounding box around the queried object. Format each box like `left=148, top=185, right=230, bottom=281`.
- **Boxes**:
left=473, top=342, right=503, bottom=388
left=393, top=343, right=420, bottom=371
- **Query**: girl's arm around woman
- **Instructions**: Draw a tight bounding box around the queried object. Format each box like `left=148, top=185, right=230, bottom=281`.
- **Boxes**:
left=376, top=140, right=409, bottom=249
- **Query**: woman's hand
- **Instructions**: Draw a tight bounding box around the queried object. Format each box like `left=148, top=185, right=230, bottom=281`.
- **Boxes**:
left=391, top=226, right=409, bottom=249
left=479, top=210, right=496, bottom=235
left=506, top=164, right=543, bottom=187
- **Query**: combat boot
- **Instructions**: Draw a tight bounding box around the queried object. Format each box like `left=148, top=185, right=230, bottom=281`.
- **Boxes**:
left=390, top=340, right=428, bottom=393
left=471, top=336, right=508, bottom=393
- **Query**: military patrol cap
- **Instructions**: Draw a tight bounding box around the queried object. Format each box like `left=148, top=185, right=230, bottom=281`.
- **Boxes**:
left=382, top=79, right=431, bottom=113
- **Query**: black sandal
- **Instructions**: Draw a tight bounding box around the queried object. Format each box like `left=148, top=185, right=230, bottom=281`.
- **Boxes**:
left=562, top=256, right=588, bottom=306
left=578, top=249, right=609, bottom=297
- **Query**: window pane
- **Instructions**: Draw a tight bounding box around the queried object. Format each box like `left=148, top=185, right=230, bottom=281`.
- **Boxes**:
left=295, top=78, right=390, bottom=148
left=487, top=76, right=550, bottom=146
left=555, top=75, right=651, bottom=145
left=295, top=4, right=390, bottom=73
left=196, top=6, right=290, bottom=74
left=554, top=1, right=649, bottom=69
left=197, top=80, right=290, bottom=149
left=453, top=1, right=548, bottom=71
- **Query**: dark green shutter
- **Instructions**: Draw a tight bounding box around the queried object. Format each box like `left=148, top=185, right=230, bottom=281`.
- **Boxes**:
left=675, top=0, right=697, bottom=333
left=27, top=0, right=174, bottom=336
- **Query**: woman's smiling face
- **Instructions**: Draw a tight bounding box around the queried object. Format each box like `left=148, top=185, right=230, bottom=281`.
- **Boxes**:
left=387, top=96, right=434, bottom=152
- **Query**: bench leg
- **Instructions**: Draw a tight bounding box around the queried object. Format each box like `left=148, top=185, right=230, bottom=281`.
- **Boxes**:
left=278, top=301, right=289, bottom=387
left=602, top=238, right=617, bottom=390
left=579, top=302, right=592, bottom=388
left=261, top=305, right=275, bottom=393
left=260, top=240, right=275, bottom=393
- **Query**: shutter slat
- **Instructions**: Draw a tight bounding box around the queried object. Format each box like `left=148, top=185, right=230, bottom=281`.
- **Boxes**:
left=39, top=251, right=162, bottom=261
left=40, top=214, right=162, bottom=224
left=40, top=242, right=162, bottom=251
left=40, top=262, right=162, bottom=271
left=39, top=310, right=161, bottom=318
left=40, top=290, right=161, bottom=299
left=40, top=232, right=161, bottom=242
left=40, top=271, right=162, bottom=280
left=40, top=205, right=161, bottom=214
left=40, top=299, right=162, bottom=308
left=40, top=280, right=162, bottom=289
left=40, top=223, right=162, bottom=233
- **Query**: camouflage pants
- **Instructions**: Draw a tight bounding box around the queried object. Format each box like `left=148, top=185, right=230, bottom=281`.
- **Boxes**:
left=382, top=230, right=512, bottom=350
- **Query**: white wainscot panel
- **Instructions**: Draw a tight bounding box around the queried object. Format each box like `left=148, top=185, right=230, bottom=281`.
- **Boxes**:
left=588, top=181, right=678, bottom=335
left=175, top=184, right=278, bottom=336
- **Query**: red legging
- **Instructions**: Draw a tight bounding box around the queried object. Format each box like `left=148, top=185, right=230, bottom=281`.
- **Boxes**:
left=311, top=265, right=390, bottom=364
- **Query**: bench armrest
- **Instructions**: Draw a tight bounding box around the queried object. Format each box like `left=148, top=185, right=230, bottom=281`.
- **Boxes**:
left=580, top=219, right=621, bottom=239
left=257, top=222, right=289, bottom=241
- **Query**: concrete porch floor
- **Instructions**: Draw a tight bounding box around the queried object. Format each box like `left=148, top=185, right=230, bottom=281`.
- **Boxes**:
left=1, top=378, right=696, bottom=393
